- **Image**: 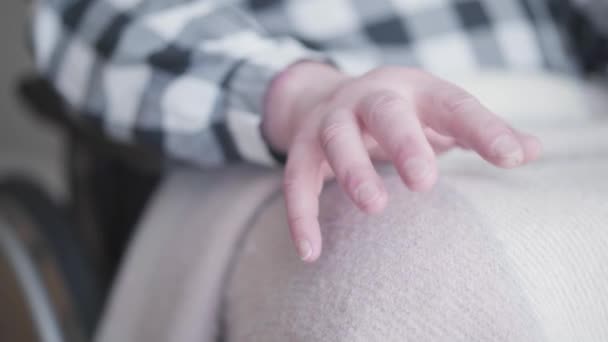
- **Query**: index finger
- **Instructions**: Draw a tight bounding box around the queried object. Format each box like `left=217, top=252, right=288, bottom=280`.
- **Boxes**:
left=283, top=141, right=325, bottom=262
left=417, top=79, right=540, bottom=168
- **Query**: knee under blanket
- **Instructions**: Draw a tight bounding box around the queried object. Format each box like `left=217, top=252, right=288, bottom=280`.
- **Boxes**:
left=95, top=74, right=608, bottom=342
left=227, top=121, right=608, bottom=341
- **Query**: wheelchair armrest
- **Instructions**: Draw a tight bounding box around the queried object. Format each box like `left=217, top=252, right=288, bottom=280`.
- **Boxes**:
left=16, top=75, right=163, bottom=173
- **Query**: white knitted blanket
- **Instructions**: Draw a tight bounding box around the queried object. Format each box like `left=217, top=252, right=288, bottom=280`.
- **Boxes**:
left=227, top=120, right=608, bottom=341
left=96, top=73, right=608, bottom=342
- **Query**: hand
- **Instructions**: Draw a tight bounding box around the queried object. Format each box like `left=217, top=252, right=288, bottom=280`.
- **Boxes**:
left=263, top=62, right=541, bottom=262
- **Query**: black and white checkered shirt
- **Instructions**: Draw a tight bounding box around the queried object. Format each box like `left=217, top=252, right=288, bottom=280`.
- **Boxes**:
left=30, top=0, right=608, bottom=167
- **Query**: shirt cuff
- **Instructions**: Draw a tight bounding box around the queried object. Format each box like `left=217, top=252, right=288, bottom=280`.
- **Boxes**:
left=225, top=39, right=332, bottom=166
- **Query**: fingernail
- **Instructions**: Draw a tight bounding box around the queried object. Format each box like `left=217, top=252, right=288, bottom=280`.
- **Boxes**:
left=296, top=239, right=313, bottom=261
left=491, top=135, right=523, bottom=167
left=355, top=182, right=381, bottom=206
left=403, top=158, right=432, bottom=183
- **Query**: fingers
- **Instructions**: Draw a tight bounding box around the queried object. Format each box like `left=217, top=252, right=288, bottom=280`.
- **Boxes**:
left=361, top=134, right=391, bottom=161
left=424, top=127, right=457, bottom=154
left=518, top=132, right=543, bottom=162
left=357, top=91, right=438, bottom=192
left=283, top=142, right=324, bottom=262
left=320, top=109, right=388, bottom=213
left=418, top=80, right=540, bottom=168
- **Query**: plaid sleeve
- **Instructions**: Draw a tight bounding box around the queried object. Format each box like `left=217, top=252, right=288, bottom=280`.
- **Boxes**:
left=30, top=0, right=327, bottom=167
left=573, top=0, right=608, bottom=74
left=549, top=0, right=608, bottom=74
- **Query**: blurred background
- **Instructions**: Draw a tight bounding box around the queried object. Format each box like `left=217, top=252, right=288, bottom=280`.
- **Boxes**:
left=0, top=2, right=159, bottom=341
left=0, top=1, right=66, bottom=341
left=0, top=1, right=75, bottom=341
left=0, top=2, right=65, bottom=200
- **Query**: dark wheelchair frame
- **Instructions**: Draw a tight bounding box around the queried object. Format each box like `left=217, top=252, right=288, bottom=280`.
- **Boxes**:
left=0, top=76, right=162, bottom=341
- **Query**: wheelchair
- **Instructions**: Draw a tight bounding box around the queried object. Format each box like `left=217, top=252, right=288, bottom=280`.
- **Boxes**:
left=0, top=76, right=162, bottom=341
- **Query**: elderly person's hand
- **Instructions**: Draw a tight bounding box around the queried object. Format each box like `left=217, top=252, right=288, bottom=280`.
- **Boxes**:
left=263, top=62, right=542, bottom=262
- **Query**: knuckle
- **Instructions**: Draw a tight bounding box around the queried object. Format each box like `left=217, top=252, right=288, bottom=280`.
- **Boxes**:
left=362, top=91, right=406, bottom=125
left=287, top=214, right=307, bottom=228
left=369, top=91, right=405, bottom=112
left=437, top=91, right=482, bottom=134
left=439, top=90, right=511, bottom=143
left=342, top=167, right=375, bottom=193
left=282, top=167, right=300, bottom=192
left=319, top=119, right=351, bottom=149
left=444, top=93, right=480, bottom=117
left=477, top=115, right=504, bottom=131
left=393, top=137, right=418, bottom=164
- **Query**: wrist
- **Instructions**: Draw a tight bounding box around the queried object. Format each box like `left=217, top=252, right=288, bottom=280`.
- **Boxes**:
left=263, top=61, right=347, bottom=153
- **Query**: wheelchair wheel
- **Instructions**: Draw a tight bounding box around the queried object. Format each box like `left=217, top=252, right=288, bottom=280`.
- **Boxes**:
left=0, top=176, right=101, bottom=342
